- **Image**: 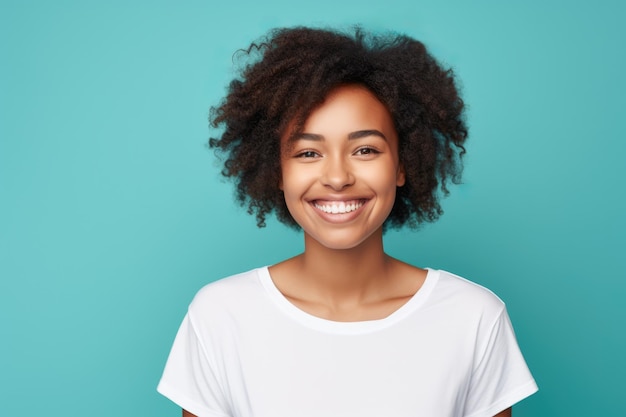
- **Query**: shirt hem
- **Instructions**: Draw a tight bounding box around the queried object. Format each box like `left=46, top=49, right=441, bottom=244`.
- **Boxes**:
left=157, top=380, right=230, bottom=417
left=464, top=379, right=539, bottom=417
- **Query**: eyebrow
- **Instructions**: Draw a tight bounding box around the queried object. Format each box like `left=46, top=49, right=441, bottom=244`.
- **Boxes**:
left=291, top=130, right=388, bottom=142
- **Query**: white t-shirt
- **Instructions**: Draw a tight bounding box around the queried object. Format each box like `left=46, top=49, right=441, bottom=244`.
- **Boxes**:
left=158, top=267, right=537, bottom=417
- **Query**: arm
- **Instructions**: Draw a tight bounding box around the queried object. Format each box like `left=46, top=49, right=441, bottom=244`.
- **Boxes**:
left=494, top=407, right=512, bottom=417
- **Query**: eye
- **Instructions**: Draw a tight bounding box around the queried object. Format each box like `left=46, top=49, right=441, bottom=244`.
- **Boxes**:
left=295, top=150, right=321, bottom=158
left=354, top=147, right=381, bottom=156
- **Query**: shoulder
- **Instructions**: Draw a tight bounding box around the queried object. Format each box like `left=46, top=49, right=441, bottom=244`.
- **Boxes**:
left=187, top=267, right=267, bottom=318
left=427, top=269, right=507, bottom=318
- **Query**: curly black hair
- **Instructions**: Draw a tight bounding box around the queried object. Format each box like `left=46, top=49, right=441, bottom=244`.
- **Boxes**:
left=209, top=26, right=467, bottom=229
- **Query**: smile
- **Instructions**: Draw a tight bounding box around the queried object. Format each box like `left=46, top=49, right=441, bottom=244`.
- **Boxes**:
left=312, top=199, right=366, bottom=214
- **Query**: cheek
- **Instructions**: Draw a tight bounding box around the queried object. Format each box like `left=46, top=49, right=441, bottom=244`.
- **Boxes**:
left=279, top=165, right=302, bottom=199
left=358, top=163, right=401, bottom=190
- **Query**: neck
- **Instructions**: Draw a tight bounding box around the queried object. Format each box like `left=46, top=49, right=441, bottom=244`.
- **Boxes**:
left=296, top=228, right=392, bottom=302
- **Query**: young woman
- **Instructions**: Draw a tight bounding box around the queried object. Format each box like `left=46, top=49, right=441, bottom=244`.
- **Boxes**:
left=158, top=27, right=537, bottom=417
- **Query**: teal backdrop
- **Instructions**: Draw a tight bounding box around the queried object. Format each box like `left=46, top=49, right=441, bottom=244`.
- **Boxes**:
left=1, top=0, right=624, bottom=415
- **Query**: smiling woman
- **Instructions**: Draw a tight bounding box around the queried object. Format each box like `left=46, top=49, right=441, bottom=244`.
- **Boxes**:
left=157, top=26, right=537, bottom=417
left=208, top=26, right=467, bottom=230
left=279, top=85, right=405, bottom=251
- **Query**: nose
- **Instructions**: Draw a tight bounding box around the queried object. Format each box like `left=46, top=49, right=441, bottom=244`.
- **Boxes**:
left=321, top=155, right=354, bottom=190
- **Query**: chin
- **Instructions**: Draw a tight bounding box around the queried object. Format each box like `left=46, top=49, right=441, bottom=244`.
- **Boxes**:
left=304, top=227, right=383, bottom=251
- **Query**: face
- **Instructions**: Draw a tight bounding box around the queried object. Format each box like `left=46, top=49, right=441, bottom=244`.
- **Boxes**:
left=280, top=85, right=405, bottom=250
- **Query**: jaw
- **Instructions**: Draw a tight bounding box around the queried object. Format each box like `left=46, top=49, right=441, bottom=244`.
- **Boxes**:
left=302, top=222, right=385, bottom=253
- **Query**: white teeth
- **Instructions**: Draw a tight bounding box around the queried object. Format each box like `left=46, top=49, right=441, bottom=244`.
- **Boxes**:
left=314, top=201, right=364, bottom=214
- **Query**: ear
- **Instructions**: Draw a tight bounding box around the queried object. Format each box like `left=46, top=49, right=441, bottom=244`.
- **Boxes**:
left=396, top=164, right=406, bottom=187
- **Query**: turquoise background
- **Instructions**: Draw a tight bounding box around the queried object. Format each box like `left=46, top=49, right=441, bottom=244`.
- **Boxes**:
left=1, top=0, right=624, bottom=415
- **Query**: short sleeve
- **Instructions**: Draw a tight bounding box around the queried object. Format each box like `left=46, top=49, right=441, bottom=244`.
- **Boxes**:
left=463, top=307, right=538, bottom=417
left=157, top=313, right=231, bottom=417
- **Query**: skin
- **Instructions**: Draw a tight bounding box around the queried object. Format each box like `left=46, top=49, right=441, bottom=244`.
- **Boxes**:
left=271, top=85, right=423, bottom=321
left=181, top=85, right=513, bottom=417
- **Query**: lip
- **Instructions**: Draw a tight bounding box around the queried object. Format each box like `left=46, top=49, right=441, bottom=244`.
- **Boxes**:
left=308, top=198, right=370, bottom=223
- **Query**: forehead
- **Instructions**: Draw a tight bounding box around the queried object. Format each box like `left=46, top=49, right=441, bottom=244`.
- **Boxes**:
left=283, top=84, right=396, bottom=141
